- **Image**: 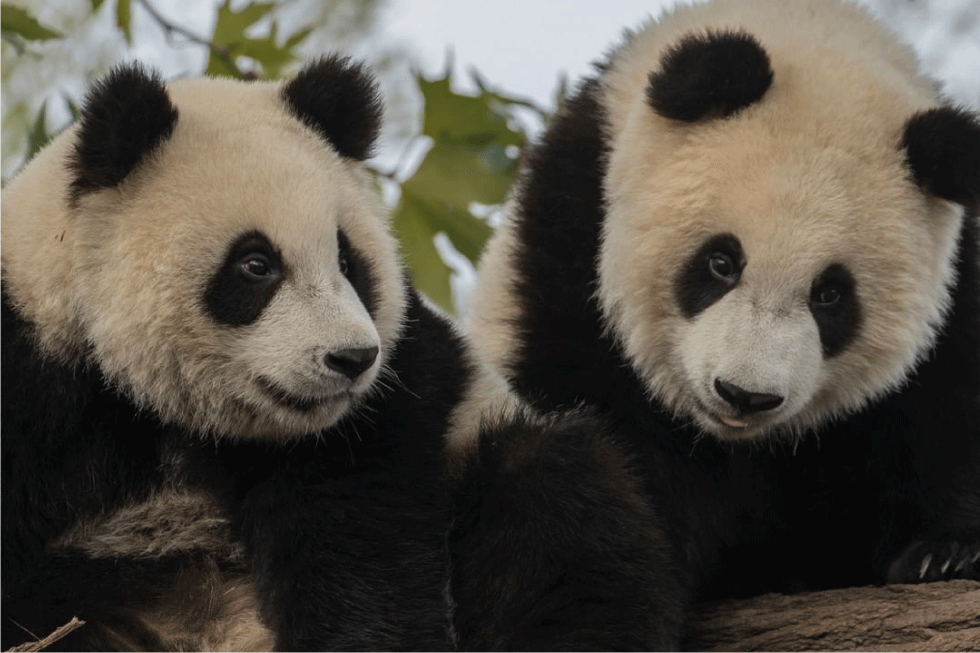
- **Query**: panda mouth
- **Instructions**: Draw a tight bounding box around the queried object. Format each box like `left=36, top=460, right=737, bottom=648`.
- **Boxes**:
left=692, top=398, right=753, bottom=432
left=255, top=377, right=345, bottom=412
left=717, top=415, right=749, bottom=429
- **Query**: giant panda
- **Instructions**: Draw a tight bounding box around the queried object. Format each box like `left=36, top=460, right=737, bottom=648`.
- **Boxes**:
left=468, top=0, right=980, bottom=638
left=2, top=58, right=682, bottom=650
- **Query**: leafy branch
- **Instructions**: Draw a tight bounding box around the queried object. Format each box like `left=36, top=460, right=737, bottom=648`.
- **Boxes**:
left=1, top=0, right=563, bottom=314
left=133, top=0, right=249, bottom=79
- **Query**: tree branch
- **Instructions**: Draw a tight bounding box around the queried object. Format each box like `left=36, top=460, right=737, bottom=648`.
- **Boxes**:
left=5, top=617, right=85, bottom=653
left=133, top=0, right=248, bottom=79
left=685, top=580, right=980, bottom=651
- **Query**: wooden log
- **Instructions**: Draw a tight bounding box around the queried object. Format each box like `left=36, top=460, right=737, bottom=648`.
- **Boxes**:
left=685, top=580, right=980, bottom=651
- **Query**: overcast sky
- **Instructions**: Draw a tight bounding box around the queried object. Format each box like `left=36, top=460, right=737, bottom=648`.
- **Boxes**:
left=384, top=0, right=673, bottom=105
left=382, top=0, right=979, bottom=109
left=3, top=0, right=977, bottom=179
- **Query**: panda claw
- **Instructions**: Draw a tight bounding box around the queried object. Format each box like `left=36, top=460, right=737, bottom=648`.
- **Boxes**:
left=918, top=554, right=933, bottom=579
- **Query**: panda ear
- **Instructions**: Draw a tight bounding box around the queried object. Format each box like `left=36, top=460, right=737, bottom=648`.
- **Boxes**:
left=646, top=30, right=773, bottom=122
left=69, top=63, right=178, bottom=204
left=901, top=107, right=980, bottom=208
left=282, top=55, right=383, bottom=161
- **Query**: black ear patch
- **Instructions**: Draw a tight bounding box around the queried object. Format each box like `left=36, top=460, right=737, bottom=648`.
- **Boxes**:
left=901, top=107, right=980, bottom=208
left=69, top=63, right=178, bottom=205
left=282, top=55, right=383, bottom=161
left=647, top=30, right=773, bottom=122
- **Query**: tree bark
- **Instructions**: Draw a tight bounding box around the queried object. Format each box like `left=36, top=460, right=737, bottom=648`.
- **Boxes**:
left=685, top=580, right=980, bottom=651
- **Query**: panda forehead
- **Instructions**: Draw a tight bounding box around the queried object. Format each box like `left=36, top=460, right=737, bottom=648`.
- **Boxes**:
left=606, top=127, right=933, bottom=291
left=110, top=96, right=378, bottom=283
left=632, top=121, right=913, bottom=228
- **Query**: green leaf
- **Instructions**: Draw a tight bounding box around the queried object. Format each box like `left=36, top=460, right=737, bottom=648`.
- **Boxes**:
left=65, top=95, right=80, bottom=122
left=283, top=26, right=311, bottom=50
left=402, top=143, right=513, bottom=229
left=230, top=24, right=309, bottom=80
left=90, top=0, right=107, bottom=11
left=389, top=68, right=533, bottom=313
left=25, top=102, right=49, bottom=162
left=400, top=184, right=493, bottom=260
left=392, top=148, right=498, bottom=313
left=206, top=48, right=240, bottom=78
left=211, top=0, right=274, bottom=44
left=391, top=193, right=454, bottom=313
left=207, top=2, right=306, bottom=79
left=1, top=5, right=63, bottom=40
left=116, top=0, right=132, bottom=44
left=418, top=74, right=523, bottom=147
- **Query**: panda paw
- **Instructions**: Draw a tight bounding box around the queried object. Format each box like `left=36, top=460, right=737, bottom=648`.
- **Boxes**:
left=886, top=539, right=980, bottom=584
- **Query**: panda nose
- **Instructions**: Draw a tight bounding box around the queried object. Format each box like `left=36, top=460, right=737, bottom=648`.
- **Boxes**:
left=714, top=379, right=784, bottom=414
left=325, top=346, right=379, bottom=380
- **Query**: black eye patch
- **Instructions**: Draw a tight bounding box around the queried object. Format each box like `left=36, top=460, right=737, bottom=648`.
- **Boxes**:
left=675, top=233, right=745, bottom=319
left=337, top=228, right=378, bottom=319
left=205, top=231, right=285, bottom=327
left=809, top=263, right=861, bottom=358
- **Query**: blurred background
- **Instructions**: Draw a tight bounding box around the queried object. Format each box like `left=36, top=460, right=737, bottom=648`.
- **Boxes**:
left=3, top=0, right=979, bottom=314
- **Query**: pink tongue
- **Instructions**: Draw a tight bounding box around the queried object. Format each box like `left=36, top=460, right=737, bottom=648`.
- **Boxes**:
left=720, top=416, right=748, bottom=428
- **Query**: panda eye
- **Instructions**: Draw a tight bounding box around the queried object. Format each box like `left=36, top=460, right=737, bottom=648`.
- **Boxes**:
left=708, top=253, right=736, bottom=281
left=239, top=254, right=274, bottom=281
left=337, top=229, right=356, bottom=281
left=812, top=284, right=842, bottom=307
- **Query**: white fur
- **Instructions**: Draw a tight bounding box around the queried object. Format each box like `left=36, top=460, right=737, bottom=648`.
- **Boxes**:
left=417, top=293, right=524, bottom=457
left=2, top=75, right=406, bottom=441
left=598, top=0, right=961, bottom=440
left=470, top=0, right=965, bottom=442
left=465, top=198, right=525, bottom=376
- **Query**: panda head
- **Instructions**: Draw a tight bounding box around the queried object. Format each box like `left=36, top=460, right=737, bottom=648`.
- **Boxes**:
left=596, top=18, right=980, bottom=442
left=1, top=57, right=406, bottom=440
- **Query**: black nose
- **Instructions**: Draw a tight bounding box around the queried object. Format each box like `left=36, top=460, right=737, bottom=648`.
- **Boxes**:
left=325, top=346, right=378, bottom=380
left=714, top=378, right=784, bottom=414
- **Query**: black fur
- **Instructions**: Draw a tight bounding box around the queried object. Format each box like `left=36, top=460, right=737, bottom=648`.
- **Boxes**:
left=2, top=285, right=454, bottom=650
left=508, top=77, right=624, bottom=411
left=902, top=106, right=980, bottom=209
left=646, top=30, right=773, bottom=122
left=217, top=289, right=464, bottom=650
left=499, top=59, right=980, bottom=646
left=3, top=551, right=253, bottom=651
left=809, top=263, right=861, bottom=357
left=450, top=411, right=686, bottom=650
left=4, top=58, right=749, bottom=652
left=282, top=56, right=383, bottom=161
left=338, top=228, right=379, bottom=318
left=204, top=230, right=286, bottom=327
left=3, top=276, right=675, bottom=650
left=68, top=63, right=178, bottom=205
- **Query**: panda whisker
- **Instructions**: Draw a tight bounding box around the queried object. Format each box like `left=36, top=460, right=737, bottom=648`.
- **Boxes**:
left=370, top=373, right=397, bottom=397
left=347, top=420, right=364, bottom=444
left=7, top=618, right=40, bottom=641
left=386, top=368, right=421, bottom=400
